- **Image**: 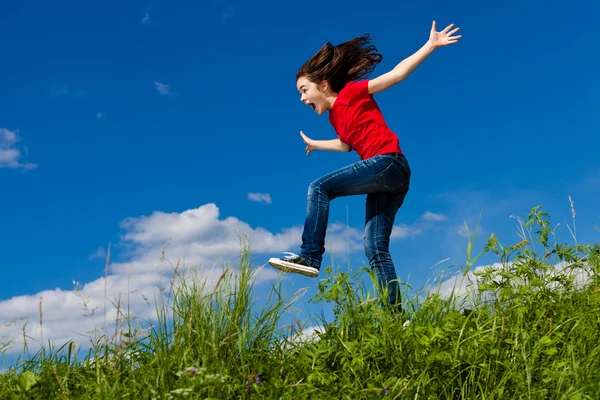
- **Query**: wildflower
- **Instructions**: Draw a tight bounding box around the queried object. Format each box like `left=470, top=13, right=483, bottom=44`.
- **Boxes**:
left=385, top=385, right=390, bottom=395
left=185, top=367, right=198, bottom=375
left=255, top=374, right=261, bottom=386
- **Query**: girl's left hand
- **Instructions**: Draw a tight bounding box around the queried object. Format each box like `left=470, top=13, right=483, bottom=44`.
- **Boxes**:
left=300, top=131, right=316, bottom=156
left=429, top=21, right=462, bottom=48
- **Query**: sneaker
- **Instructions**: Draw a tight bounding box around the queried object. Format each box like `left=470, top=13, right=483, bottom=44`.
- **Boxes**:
left=268, top=252, right=319, bottom=278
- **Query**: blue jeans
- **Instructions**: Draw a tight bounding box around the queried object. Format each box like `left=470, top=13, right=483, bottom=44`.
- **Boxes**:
left=300, top=152, right=411, bottom=310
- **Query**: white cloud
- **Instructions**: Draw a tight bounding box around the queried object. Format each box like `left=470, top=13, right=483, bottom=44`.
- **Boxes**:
left=0, top=271, right=171, bottom=355
left=142, top=13, right=150, bottom=25
left=154, top=80, right=170, bottom=95
left=390, top=211, right=447, bottom=239
left=0, top=129, right=38, bottom=170
left=390, top=224, right=421, bottom=239
left=113, top=204, right=305, bottom=275
left=421, top=211, right=447, bottom=222
left=88, top=247, right=107, bottom=260
left=248, top=193, right=272, bottom=204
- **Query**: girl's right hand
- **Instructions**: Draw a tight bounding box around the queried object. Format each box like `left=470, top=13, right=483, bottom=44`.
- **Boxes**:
left=300, top=131, right=316, bottom=156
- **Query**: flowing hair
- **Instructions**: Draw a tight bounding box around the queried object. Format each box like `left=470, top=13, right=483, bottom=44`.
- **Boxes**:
left=296, top=34, right=383, bottom=93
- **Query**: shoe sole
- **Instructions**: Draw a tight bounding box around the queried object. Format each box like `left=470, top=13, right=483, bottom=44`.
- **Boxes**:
left=268, top=258, right=319, bottom=278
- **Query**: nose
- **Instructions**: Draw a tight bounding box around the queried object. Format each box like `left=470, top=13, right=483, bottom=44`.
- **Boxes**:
left=300, top=94, right=307, bottom=103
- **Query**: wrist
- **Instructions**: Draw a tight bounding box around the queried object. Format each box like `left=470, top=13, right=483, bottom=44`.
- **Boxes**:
left=425, top=39, right=437, bottom=52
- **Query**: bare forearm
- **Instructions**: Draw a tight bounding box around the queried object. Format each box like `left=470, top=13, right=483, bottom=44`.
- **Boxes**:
left=368, top=40, right=436, bottom=94
left=313, top=139, right=351, bottom=152
left=369, top=21, right=461, bottom=95
left=390, top=41, right=436, bottom=83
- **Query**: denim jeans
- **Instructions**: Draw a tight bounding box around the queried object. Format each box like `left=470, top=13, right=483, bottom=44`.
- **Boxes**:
left=300, top=152, right=411, bottom=310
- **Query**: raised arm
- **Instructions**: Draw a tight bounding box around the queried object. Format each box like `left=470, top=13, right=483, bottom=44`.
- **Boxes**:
left=368, top=21, right=461, bottom=95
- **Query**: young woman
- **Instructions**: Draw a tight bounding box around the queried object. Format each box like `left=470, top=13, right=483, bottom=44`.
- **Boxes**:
left=269, top=21, right=461, bottom=311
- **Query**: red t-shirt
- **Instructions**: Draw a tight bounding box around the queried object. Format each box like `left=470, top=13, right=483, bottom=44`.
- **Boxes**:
left=328, top=80, right=402, bottom=160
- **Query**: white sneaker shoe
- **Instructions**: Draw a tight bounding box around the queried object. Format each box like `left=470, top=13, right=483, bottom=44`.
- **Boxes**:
left=268, top=252, right=319, bottom=278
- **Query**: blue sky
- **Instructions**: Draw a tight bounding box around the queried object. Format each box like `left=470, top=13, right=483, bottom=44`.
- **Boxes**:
left=1, top=0, right=599, bottom=356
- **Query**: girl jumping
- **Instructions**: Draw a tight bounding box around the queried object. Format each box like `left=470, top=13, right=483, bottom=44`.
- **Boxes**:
left=269, top=21, right=461, bottom=311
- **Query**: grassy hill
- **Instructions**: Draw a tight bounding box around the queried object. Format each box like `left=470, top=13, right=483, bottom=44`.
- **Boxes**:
left=1, top=205, right=599, bottom=399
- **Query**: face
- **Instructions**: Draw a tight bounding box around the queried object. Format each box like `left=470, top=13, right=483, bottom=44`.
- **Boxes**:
left=296, top=76, right=330, bottom=116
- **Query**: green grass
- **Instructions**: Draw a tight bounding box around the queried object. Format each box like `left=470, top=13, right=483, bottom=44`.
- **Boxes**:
left=1, top=205, right=600, bottom=399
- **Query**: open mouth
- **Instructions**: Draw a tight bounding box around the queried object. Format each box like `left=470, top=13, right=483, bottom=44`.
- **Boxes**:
left=307, top=102, right=316, bottom=111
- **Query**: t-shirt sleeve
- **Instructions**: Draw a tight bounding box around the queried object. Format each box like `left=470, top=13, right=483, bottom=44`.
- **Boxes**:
left=343, top=80, right=370, bottom=100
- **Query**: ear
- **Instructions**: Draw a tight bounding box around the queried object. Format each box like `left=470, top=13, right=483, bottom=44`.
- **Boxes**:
left=318, top=80, right=330, bottom=92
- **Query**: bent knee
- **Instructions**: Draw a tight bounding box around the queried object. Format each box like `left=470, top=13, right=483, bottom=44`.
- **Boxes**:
left=308, top=178, right=334, bottom=199
left=308, top=179, right=322, bottom=195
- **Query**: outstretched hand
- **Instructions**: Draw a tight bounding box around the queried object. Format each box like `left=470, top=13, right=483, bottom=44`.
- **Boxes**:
left=300, top=131, right=316, bottom=156
left=429, top=21, right=461, bottom=48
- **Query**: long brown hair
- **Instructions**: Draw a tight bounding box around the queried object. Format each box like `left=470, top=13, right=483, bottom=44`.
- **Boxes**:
left=296, top=34, right=383, bottom=93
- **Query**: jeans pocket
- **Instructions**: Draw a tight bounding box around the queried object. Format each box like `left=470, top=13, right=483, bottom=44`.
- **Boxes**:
left=375, top=159, right=410, bottom=192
